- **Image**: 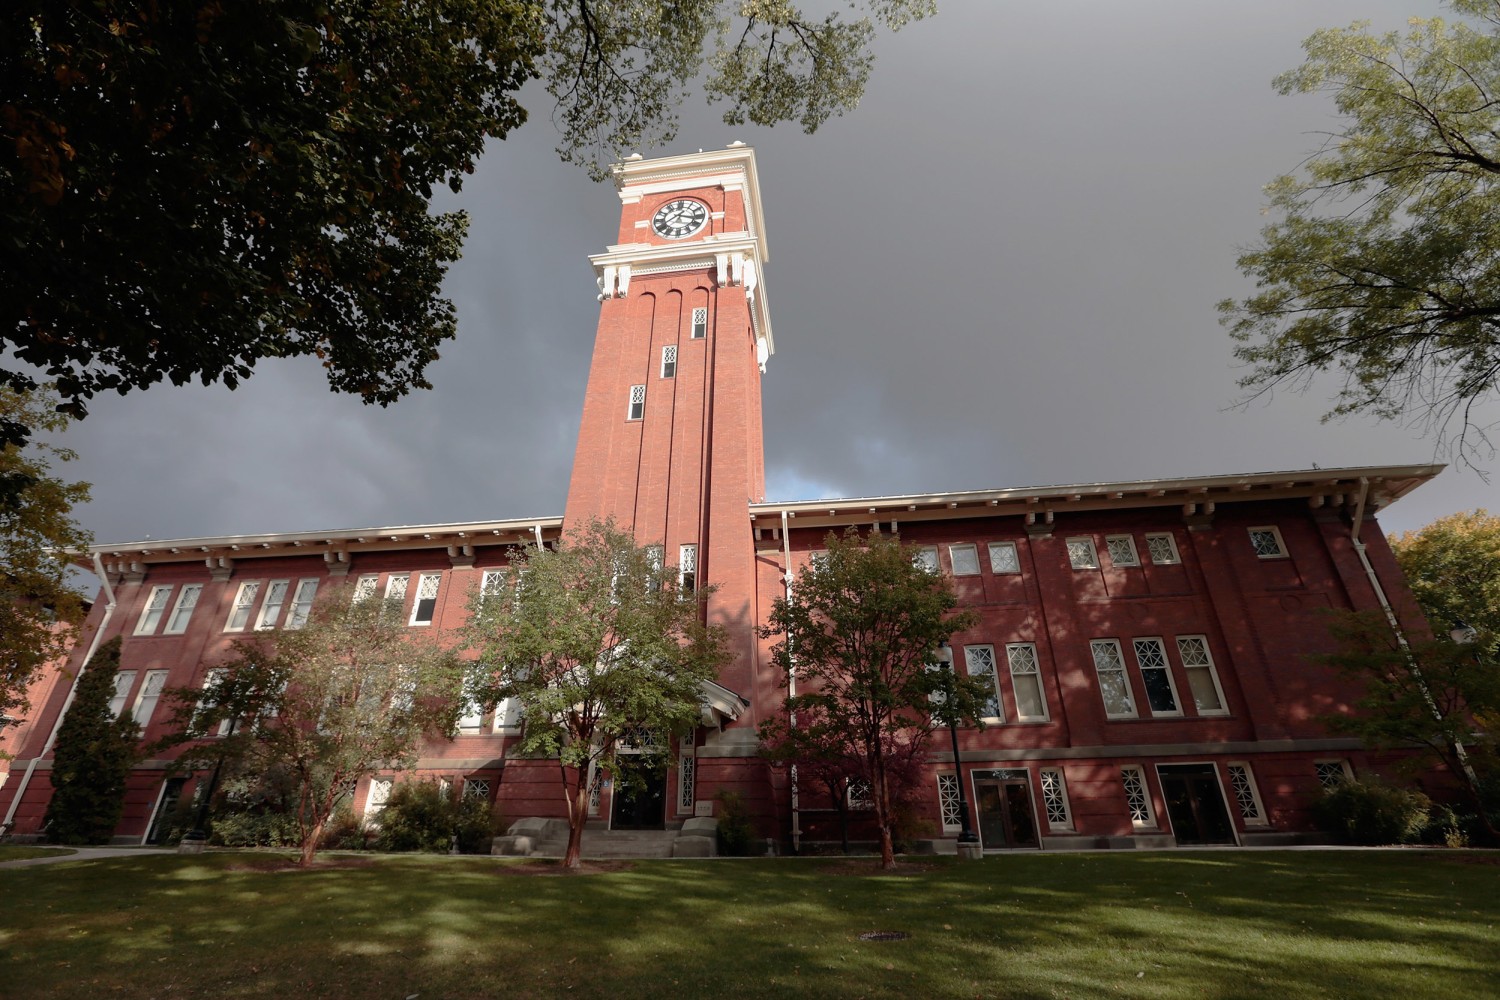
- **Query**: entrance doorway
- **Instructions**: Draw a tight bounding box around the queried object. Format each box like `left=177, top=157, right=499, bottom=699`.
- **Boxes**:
left=145, top=777, right=187, bottom=845
left=972, top=769, right=1039, bottom=850
left=610, top=766, right=667, bottom=830
left=1157, top=763, right=1237, bottom=845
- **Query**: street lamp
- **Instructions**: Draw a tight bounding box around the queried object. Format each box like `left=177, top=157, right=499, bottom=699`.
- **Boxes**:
left=1451, top=620, right=1479, bottom=646
left=935, top=641, right=981, bottom=859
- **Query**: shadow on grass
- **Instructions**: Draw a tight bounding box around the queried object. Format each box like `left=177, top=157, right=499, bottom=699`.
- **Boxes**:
left=1, top=851, right=1497, bottom=999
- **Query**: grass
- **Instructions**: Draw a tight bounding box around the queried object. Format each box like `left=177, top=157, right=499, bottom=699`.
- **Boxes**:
left=2, top=850, right=1497, bottom=999
left=0, top=845, right=76, bottom=862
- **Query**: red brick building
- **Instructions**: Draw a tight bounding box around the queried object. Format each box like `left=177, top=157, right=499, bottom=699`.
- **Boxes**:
left=0, top=147, right=1444, bottom=850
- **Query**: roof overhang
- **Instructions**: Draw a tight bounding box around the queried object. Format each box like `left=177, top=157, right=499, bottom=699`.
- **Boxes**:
left=700, top=679, right=749, bottom=728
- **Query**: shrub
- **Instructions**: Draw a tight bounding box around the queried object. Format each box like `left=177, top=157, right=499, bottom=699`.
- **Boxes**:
left=1313, top=780, right=1432, bottom=845
left=44, top=638, right=141, bottom=844
left=210, top=810, right=301, bottom=848
left=374, top=780, right=504, bottom=854
left=714, top=790, right=756, bottom=856
left=318, top=806, right=369, bottom=851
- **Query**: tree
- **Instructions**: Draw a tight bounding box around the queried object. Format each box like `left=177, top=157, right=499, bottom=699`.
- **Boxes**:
left=1391, top=509, right=1500, bottom=654
left=0, top=386, right=90, bottom=726
left=760, top=529, right=982, bottom=869
left=1220, top=1, right=1500, bottom=462
left=43, top=638, right=141, bottom=844
left=466, top=517, right=728, bottom=868
left=157, top=587, right=464, bottom=866
left=2, top=1, right=931, bottom=443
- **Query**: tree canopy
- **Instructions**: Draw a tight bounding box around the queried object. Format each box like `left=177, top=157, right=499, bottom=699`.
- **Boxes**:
left=1220, top=1, right=1500, bottom=462
left=1391, top=508, right=1500, bottom=655
left=2, top=1, right=931, bottom=443
left=466, top=517, right=727, bottom=867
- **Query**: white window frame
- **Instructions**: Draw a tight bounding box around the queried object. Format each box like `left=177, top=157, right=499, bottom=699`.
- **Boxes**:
left=1131, top=637, right=1182, bottom=718
left=135, top=585, right=174, bottom=635
left=255, top=579, right=290, bottom=630
left=987, top=540, right=1021, bottom=575
left=457, top=694, right=485, bottom=732
left=963, top=644, right=1003, bottom=722
left=1175, top=635, right=1229, bottom=716
left=627, top=383, right=646, bottom=420
left=164, top=584, right=203, bottom=635
left=285, top=579, right=318, bottom=630
left=198, top=668, right=234, bottom=737
left=1144, top=532, right=1180, bottom=565
left=677, top=752, right=696, bottom=813
left=351, top=574, right=379, bottom=604
left=846, top=777, right=873, bottom=810
left=949, top=543, right=981, bottom=577
left=1315, top=759, right=1354, bottom=789
left=1248, top=525, right=1288, bottom=559
left=479, top=568, right=507, bottom=606
left=679, top=543, right=697, bottom=593
left=364, top=777, right=394, bottom=823
left=492, top=697, right=522, bottom=732
left=131, top=669, right=169, bottom=726
left=936, top=773, right=962, bottom=834
left=1039, top=767, right=1074, bottom=832
left=913, top=545, right=939, bottom=574
left=690, top=307, right=707, bottom=339
left=1066, top=537, right=1099, bottom=570
left=108, top=670, right=137, bottom=719
left=1006, top=643, right=1049, bottom=722
left=1105, top=535, right=1139, bottom=568
left=1089, top=639, right=1137, bottom=719
left=1121, top=765, right=1156, bottom=829
left=224, top=581, right=260, bottom=632
left=408, top=572, right=441, bottom=626
left=660, top=344, right=677, bottom=378
left=1226, top=762, right=1268, bottom=826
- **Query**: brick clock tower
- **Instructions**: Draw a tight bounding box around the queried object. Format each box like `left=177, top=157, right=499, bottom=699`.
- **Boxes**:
left=564, top=144, right=774, bottom=732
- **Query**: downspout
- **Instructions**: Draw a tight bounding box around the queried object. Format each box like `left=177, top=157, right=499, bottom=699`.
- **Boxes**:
left=782, top=508, right=800, bottom=853
left=2, top=552, right=119, bottom=832
left=533, top=523, right=545, bottom=550
left=1348, top=478, right=1480, bottom=790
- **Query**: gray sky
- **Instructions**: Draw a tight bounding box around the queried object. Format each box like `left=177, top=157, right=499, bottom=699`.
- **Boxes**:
left=59, top=1, right=1495, bottom=551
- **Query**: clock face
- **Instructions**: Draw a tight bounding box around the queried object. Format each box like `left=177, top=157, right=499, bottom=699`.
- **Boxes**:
left=651, top=199, right=709, bottom=239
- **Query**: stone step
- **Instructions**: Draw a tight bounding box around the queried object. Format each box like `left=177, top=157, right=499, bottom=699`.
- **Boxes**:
left=579, top=829, right=678, bottom=859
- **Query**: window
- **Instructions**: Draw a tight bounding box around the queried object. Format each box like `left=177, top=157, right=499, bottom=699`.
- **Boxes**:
left=949, top=543, right=980, bottom=576
left=384, top=573, right=409, bottom=603
left=285, top=579, right=318, bottom=629
left=463, top=777, right=492, bottom=802
left=678, top=753, right=696, bottom=812
left=1227, top=763, right=1267, bottom=825
left=964, top=645, right=1002, bottom=720
left=1121, top=766, right=1155, bottom=828
left=936, top=773, right=963, bottom=833
left=1315, top=760, right=1352, bottom=789
left=198, top=668, right=233, bottom=737
left=660, top=345, right=677, bottom=378
left=409, top=573, right=441, bottom=626
left=1105, top=535, right=1139, bottom=567
left=913, top=546, right=939, bottom=574
left=365, top=777, right=393, bottom=821
left=1248, top=526, right=1287, bottom=559
left=1039, top=768, right=1073, bottom=830
left=1006, top=643, right=1049, bottom=721
left=164, top=584, right=202, bottom=635
left=224, top=582, right=260, bottom=631
left=132, top=670, right=169, bottom=726
left=1066, top=537, right=1099, bottom=570
left=1090, top=640, right=1136, bottom=718
left=679, top=544, right=697, bottom=593
left=1145, top=532, right=1180, bottom=565
left=987, top=541, right=1021, bottom=575
left=479, top=569, right=507, bottom=606
left=352, top=574, right=379, bottom=603
left=1132, top=638, right=1181, bottom=716
left=256, top=580, right=289, bottom=630
left=492, top=697, right=522, bottom=731
left=644, top=545, right=664, bottom=590
left=457, top=697, right=484, bottom=731
left=135, top=586, right=173, bottom=635
left=691, top=307, right=707, bottom=339
left=847, top=778, right=873, bottom=809
left=108, top=670, right=137, bottom=719
left=627, top=383, right=646, bottom=420
left=1175, top=636, right=1227, bottom=715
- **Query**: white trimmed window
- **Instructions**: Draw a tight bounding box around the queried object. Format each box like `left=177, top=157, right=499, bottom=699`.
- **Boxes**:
left=108, top=670, right=137, bottom=719
left=224, top=582, right=260, bottom=631
left=1006, top=643, right=1049, bottom=721
left=949, top=543, right=981, bottom=576
left=1144, top=532, right=1180, bottom=565
left=678, top=753, right=696, bottom=812
left=1039, top=767, right=1074, bottom=831
left=1226, top=763, right=1267, bottom=825
left=847, top=777, right=873, bottom=809
left=627, top=383, right=646, bottom=420
left=1066, top=537, right=1099, bottom=570
left=661, top=344, right=677, bottom=378
left=691, top=307, right=707, bottom=339
left=1090, top=639, right=1137, bottom=718
left=365, top=777, right=393, bottom=821
left=964, top=645, right=1002, bottom=721
left=457, top=696, right=484, bottom=732
left=285, top=579, right=318, bottom=630
left=164, top=584, right=203, bottom=635
left=1315, top=759, right=1353, bottom=789
left=255, top=580, right=290, bottom=630
left=131, top=670, right=169, bottom=726
left=492, top=697, right=522, bottom=732
left=1175, top=636, right=1227, bottom=715
left=198, top=668, right=233, bottom=737
left=351, top=574, right=379, bottom=604
left=1105, top=535, right=1139, bottom=568
left=135, top=585, right=174, bottom=635
left=385, top=573, right=410, bottom=603
left=1132, top=638, right=1181, bottom=716
left=987, top=541, right=1021, bottom=575
left=679, top=544, right=697, bottom=593
left=409, top=573, right=441, bottom=626
left=479, top=569, right=507, bottom=606
left=1121, top=765, right=1155, bottom=828
left=913, top=545, right=939, bottom=574
left=936, top=773, right=962, bottom=834
left=1248, top=526, right=1287, bottom=559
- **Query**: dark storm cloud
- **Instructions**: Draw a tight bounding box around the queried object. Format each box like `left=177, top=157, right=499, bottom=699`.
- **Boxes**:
left=60, top=1, right=1491, bottom=550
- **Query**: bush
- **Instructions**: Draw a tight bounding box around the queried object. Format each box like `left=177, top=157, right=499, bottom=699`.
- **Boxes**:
left=1313, top=780, right=1432, bottom=845
left=375, top=780, right=503, bottom=854
left=319, top=807, right=370, bottom=851
left=210, top=810, right=301, bottom=848
left=714, top=790, right=756, bottom=856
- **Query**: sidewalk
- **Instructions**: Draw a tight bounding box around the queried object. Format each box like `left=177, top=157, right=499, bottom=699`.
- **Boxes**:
left=0, top=847, right=175, bottom=869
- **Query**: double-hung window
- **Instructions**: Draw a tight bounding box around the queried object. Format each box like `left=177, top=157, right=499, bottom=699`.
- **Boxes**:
left=109, top=671, right=137, bottom=719
left=660, top=345, right=677, bottom=378
left=627, top=384, right=646, bottom=420
left=679, top=544, right=698, bottom=593
left=1006, top=643, right=1048, bottom=721
left=352, top=574, right=379, bottom=604
left=1132, top=638, right=1181, bottom=716
left=383, top=574, right=410, bottom=620
left=691, top=307, right=707, bottom=339
left=164, top=584, right=203, bottom=635
left=285, top=580, right=318, bottom=629
left=963, top=645, right=1002, bottom=721
left=409, top=573, right=441, bottom=626
left=256, top=580, right=290, bottom=630
left=135, top=586, right=173, bottom=635
left=225, top=582, right=260, bottom=632
left=1090, top=639, right=1136, bottom=718
left=132, top=670, right=169, bottom=726
left=1175, top=636, right=1227, bottom=714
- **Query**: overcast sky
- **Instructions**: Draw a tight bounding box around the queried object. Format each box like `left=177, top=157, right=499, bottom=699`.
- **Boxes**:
left=57, top=1, right=1495, bottom=553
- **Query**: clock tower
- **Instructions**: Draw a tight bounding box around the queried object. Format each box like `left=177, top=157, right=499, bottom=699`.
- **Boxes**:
left=563, top=144, right=775, bottom=714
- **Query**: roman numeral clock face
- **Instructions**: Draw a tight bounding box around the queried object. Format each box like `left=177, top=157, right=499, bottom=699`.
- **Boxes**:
left=651, top=199, right=709, bottom=239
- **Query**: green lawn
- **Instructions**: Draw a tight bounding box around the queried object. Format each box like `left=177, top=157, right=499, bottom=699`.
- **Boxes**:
left=2, top=851, right=1497, bottom=999
left=0, top=846, right=76, bottom=862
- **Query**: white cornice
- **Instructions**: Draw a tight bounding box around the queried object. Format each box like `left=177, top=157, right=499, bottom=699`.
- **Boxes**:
left=612, top=145, right=768, bottom=266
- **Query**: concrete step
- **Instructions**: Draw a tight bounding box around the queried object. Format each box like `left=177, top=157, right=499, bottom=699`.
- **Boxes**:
left=579, top=829, right=678, bottom=859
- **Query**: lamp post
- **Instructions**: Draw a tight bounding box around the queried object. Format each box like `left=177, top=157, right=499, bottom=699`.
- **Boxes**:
left=935, top=642, right=982, bottom=860
left=1450, top=620, right=1479, bottom=646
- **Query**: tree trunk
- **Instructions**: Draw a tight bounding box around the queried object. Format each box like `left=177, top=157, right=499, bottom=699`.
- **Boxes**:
left=874, top=768, right=896, bottom=870
left=300, top=814, right=326, bottom=867
left=563, top=778, right=590, bottom=869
